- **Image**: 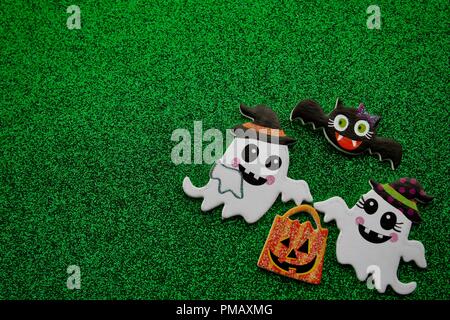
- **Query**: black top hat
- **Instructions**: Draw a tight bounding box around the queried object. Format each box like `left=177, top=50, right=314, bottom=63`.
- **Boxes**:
left=369, top=178, right=433, bottom=223
left=233, top=104, right=296, bottom=146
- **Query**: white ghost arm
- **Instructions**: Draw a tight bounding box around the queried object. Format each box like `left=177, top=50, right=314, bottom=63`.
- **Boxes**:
left=401, top=240, right=427, bottom=268
left=314, top=197, right=350, bottom=230
left=280, top=178, right=313, bottom=205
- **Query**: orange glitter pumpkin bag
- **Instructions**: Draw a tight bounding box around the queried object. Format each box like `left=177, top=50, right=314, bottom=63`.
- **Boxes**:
left=257, top=205, right=328, bottom=284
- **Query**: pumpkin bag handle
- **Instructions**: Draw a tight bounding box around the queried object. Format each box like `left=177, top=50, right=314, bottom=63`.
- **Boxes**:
left=282, top=204, right=323, bottom=230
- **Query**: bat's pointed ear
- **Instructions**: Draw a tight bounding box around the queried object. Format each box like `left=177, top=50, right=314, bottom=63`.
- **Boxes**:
left=334, top=98, right=344, bottom=110
left=373, top=115, right=382, bottom=128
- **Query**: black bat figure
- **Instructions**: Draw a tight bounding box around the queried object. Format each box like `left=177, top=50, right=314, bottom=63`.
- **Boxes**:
left=290, top=98, right=403, bottom=169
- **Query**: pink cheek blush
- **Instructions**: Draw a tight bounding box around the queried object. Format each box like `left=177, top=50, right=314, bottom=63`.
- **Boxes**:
left=232, top=157, right=240, bottom=168
left=266, top=175, right=275, bottom=185
left=390, top=233, right=399, bottom=243
left=355, top=216, right=365, bottom=225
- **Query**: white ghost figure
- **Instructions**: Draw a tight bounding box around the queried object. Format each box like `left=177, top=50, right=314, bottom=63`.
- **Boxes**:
left=183, top=105, right=313, bottom=224
left=314, top=179, right=432, bottom=295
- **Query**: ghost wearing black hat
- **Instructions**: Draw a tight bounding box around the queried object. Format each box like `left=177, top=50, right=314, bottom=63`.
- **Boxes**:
left=314, top=178, right=433, bottom=295
left=183, top=104, right=312, bottom=223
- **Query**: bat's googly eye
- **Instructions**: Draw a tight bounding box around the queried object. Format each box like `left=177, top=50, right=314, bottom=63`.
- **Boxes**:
left=380, top=212, right=397, bottom=230
left=265, top=155, right=282, bottom=170
left=242, top=144, right=259, bottom=162
left=354, top=120, right=370, bottom=137
left=333, top=115, right=349, bottom=132
left=363, top=198, right=378, bottom=215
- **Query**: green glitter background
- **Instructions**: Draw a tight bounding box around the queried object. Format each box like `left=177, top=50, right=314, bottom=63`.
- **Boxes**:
left=1, top=0, right=448, bottom=299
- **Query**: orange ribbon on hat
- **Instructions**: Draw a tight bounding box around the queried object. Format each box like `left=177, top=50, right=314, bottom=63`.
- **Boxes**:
left=242, top=122, right=286, bottom=137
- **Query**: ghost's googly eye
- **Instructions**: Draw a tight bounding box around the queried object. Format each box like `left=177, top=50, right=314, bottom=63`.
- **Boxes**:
left=354, top=120, right=370, bottom=137
left=362, top=198, right=378, bottom=215
left=242, top=144, right=259, bottom=162
left=333, top=115, right=349, bottom=132
left=265, top=155, right=282, bottom=171
left=380, top=212, right=397, bottom=230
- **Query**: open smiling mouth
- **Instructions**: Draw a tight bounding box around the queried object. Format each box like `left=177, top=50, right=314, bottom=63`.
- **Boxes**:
left=358, top=224, right=391, bottom=244
left=335, top=132, right=362, bottom=151
left=238, top=164, right=267, bottom=186
left=269, top=250, right=317, bottom=274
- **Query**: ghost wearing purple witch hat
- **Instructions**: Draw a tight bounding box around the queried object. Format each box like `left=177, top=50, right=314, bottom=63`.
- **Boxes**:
left=314, top=178, right=433, bottom=294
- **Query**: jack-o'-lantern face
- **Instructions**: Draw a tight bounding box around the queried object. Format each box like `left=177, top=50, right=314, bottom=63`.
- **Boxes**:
left=268, top=221, right=320, bottom=275
left=258, top=205, right=328, bottom=284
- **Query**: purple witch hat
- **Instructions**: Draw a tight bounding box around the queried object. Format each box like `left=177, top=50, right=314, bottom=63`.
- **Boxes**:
left=369, top=178, right=433, bottom=223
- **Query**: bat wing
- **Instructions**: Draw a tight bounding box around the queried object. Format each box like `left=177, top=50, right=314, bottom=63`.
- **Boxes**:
left=368, top=136, right=403, bottom=169
left=290, top=99, right=328, bottom=129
